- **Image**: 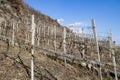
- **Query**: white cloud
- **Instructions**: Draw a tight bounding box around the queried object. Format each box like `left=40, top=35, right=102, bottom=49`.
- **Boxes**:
left=68, top=22, right=88, bottom=27
left=67, top=22, right=89, bottom=34
left=57, top=18, right=64, bottom=23
left=69, top=22, right=82, bottom=27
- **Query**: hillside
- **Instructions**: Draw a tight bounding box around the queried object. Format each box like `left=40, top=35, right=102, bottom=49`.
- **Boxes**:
left=0, top=0, right=120, bottom=80
left=0, top=0, right=62, bottom=27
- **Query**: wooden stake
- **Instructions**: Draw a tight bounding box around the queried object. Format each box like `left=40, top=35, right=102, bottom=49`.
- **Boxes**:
left=0, top=19, right=2, bottom=34
left=37, top=27, right=40, bottom=47
left=31, top=15, right=35, bottom=80
left=54, top=25, right=56, bottom=50
left=69, top=31, right=71, bottom=45
left=82, top=27, right=85, bottom=59
left=16, top=23, right=18, bottom=33
left=47, top=26, right=50, bottom=46
left=12, top=21, right=15, bottom=46
left=25, top=23, right=28, bottom=42
left=44, top=22, right=45, bottom=39
left=108, top=33, right=112, bottom=58
left=75, top=32, right=76, bottom=48
left=26, top=32, right=28, bottom=42
left=109, top=30, right=118, bottom=80
left=39, top=27, right=41, bottom=46
left=26, top=20, right=29, bottom=41
left=92, top=19, right=102, bottom=80
left=4, top=20, right=6, bottom=36
left=63, top=27, right=66, bottom=67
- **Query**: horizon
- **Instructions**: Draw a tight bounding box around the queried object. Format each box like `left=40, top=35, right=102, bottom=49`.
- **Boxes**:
left=23, top=0, right=120, bottom=45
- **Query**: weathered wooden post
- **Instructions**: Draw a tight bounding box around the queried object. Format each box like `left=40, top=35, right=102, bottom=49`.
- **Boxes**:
left=37, top=27, right=40, bottom=47
left=12, top=21, right=15, bottom=46
left=39, top=27, right=41, bottom=47
left=25, top=30, right=28, bottom=42
left=26, top=18, right=29, bottom=41
left=31, top=15, right=35, bottom=80
left=27, top=21, right=30, bottom=41
left=68, top=30, right=71, bottom=45
left=47, top=26, right=50, bottom=46
left=109, top=30, right=118, bottom=80
left=44, top=22, right=45, bottom=38
left=16, top=22, right=19, bottom=34
left=75, top=32, right=77, bottom=48
left=91, top=19, right=102, bottom=80
left=26, top=18, right=28, bottom=25
left=82, top=27, right=85, bottom=59
left=63, top=27, right=66, bottom=67
left=24, top=19, right=30, bottom=42
left=54, top=25, right=56, bottom=50
left=108, top=32, right=112, bottom=58
left=0, top=18, right=2, bottom=34
left=4, top=19, right=6, bottom=36
left=43, top=22, right=46, bottom=47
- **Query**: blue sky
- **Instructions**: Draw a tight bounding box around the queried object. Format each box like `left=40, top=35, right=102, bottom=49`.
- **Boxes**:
left=23, top=0, right=120, bottom=45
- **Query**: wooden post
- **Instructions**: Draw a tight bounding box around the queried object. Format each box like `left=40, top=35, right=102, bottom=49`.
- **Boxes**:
left=44, top=22, right=45, bottom=46
left=63, top=27, right=66, bottom=67
left=108, top=33, right=112, bottom=58
left=26, top=18, right=28, bottom=25
left=16, top=23, right=18, bottom=33
left=0, top=18, right=2, bottom=34
left=47, top=26, right=50, bottom=46
left=31, top=15, right=35, bottom=80
left=82, top=27, right=85, bottom=59
left=69, top=31, right=71, bottom=45
left=28, top=27, right=30, bottom=42
left=37, top=27, right=40, bottom=47
left=26, top=31, right=28, bottom=42
left=26, top=18, right=29, bottom=41
left=75, top=32, right=76, bottom=48
left=4, top=20, right=6, bottom=36
left=25, top=23, right=28, bottom=42
left=109, top=30, right=118, bottom=80
left=44, top=22, right=45, bottom=38
left=39, top=27, right=41, bottom=47
left=54, top=25, right=56, bottom=50
left=91, top=19, right=102, bottom=80
left=12, top=21, right=15, bottom=46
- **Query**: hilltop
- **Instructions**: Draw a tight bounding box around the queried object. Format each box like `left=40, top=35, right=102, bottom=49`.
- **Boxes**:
left=0, top=0, right=62, bottom=27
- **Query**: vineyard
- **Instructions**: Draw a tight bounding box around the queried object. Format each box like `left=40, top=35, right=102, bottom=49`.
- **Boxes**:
left=0, top=0, right=120, bottom=80
left=0, top=15, right=120, bottom=80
